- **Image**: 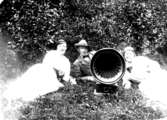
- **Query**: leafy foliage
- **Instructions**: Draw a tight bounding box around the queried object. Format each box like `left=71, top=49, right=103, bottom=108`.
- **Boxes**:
left=1, top=0, right=167, bottom=67
left=113, top=0, right=167, bottom=53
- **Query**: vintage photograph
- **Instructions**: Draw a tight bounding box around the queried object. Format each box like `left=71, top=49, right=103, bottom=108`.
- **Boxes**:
left=0, top=0, right=167, bottom=120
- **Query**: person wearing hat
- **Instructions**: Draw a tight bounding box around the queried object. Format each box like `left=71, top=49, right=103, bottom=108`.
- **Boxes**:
left=71, top=39, right=96, bottom=85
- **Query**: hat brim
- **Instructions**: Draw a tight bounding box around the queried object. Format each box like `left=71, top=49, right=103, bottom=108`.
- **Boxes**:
left=75, top=44, right=89, bottom=47
left=75, top=45, right=91, bottom=51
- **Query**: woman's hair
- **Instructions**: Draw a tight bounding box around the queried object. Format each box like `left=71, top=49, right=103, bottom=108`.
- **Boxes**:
left=55, top=39, right=67, bottom=49
left=57, top=39, right=66, bottom=44
left=46, top=39, right=67, bottom=50
left=122, top=46, right=135, bottom=57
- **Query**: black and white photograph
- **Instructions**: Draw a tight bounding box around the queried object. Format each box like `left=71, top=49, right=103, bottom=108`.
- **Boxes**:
left=0, top=0, right=167, bottom=120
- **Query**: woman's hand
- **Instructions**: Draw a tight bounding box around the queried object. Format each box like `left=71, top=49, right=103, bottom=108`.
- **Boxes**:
left=57, top=70, right=65, bottom=78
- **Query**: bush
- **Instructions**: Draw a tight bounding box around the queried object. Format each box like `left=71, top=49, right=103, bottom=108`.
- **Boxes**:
left=1, top=0, right=167, bottom=68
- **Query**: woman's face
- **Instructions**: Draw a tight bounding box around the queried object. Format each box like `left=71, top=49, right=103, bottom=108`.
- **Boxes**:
left=124, top=51, right=135, bottom=62
left=57, top=43, right=67, bottom=55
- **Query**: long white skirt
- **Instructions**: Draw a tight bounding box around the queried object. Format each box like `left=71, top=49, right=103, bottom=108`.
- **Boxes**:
left=130, top=56, right=167, bottom=116
left=3, top=63, right=64, bottom=101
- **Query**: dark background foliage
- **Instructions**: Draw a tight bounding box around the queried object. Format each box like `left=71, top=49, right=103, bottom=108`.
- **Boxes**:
left=0, top=0, right=167, bottom=69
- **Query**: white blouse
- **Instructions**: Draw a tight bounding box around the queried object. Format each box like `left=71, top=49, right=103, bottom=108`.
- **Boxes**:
left=42, top=50, right=71, bottom=81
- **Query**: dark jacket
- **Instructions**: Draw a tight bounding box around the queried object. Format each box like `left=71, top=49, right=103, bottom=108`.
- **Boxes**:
left=71, top=51, right=95, bottom=78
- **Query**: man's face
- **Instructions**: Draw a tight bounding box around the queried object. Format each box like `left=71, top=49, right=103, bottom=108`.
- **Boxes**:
left=57, top=43, right=67, bottom=55
left=77, top=46, right=88, bottom=56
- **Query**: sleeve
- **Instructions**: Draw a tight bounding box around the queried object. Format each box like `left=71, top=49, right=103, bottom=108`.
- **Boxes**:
left=70, top=60, right=82, bottom=78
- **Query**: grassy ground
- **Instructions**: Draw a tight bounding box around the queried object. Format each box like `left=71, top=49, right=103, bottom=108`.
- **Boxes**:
left=18, top=82, right=163, bottom=120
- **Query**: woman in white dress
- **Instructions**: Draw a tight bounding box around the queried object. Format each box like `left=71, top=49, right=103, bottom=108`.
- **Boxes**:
left=122, top=46, right=136, bottom=88
left=42, top=39, right=71, bottom=82
left=4, top=39, right=71, bottom=101
left=1, top=39, right=73, bottom=120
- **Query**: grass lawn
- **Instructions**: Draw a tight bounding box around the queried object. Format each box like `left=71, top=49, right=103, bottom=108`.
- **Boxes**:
left=18, top=82, right=164, bottom=120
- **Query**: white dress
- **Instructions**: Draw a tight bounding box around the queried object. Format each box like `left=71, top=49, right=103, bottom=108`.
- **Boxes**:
left=126, top=56, right=167, bottom=115
left=4, top=50, right=71, bottom=101
left=42, top=50, right=71, bottom=81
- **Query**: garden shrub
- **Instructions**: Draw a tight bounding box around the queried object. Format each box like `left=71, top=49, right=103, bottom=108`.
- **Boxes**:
left=0, top=0, right=167, bottom=68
